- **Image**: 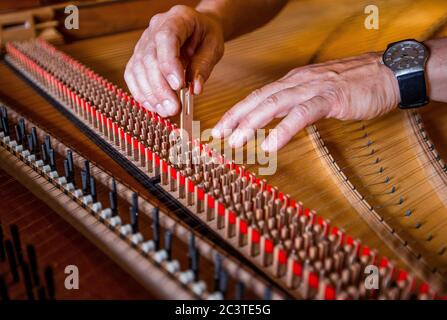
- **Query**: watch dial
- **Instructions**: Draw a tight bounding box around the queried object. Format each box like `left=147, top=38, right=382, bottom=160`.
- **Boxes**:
left=383, top=41, right=427, bottom=71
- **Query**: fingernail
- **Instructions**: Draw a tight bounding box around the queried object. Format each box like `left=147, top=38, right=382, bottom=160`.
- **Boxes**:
left=261, top=137, right=277, bottom=152
left=154, top=103, right=162, bottom=114
left=167, top=74, right=180, bottom=90
left=193, top=74, right=204, bottom=95
left=143, top=101, right=152, bottom=110
left=162, top=99, right=176, bottom=115
left=212, top=123, right=222, bottom=138
left=229, top=129, right=243, bottom=147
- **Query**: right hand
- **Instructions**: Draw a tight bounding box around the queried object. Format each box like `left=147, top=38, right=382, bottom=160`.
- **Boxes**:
left=124, top=5, right=225, bottom=117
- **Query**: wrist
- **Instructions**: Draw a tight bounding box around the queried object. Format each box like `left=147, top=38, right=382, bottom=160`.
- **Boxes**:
left=374, top=52, right=401, bottom=108
left=196, top=1, right=234, bottom=40
left=425, top=38, right=447, bottom=102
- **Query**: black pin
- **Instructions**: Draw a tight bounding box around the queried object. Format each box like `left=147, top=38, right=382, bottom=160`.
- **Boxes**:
left=130, top=206, right=138, bottom=234
left=31, top=127, right=38, bottom=154
left=10, top=224, right=23, bottom=265
left=191, top=248, right=199, bottom=282
left=21, top=262, right=35, bottom=300
left=49, top=149, right=56, bottom=171
left=213, top=254, right=222, bottom=291
left=263, top=287, right=272, bottom=300
left=0, top=223, right=5, bottom=262
left=44, top=266, right=55, bottom=299
left=132, top=192, right=138, bottom=212
left=188, top=233, right=196, bottom=269
left=83, top=160, right=90, bottom=186
left=27, top=245, right=40, bottom=287
left=0, top=276, right=9, bottom=301
left=90, top=176, right=97, bottom=202
left=44, top=135, right=51, bottom=158
left=1, top=109, right=9, bottom=136
left=27, top=134, right=34, bottom=153
left=37, top=286, right=47, bottom=300
left=235, top=281, right=245, bottom=300
left=5, top=240, right=19, bottom=282
left=63, top=159, right=71, bottom=182
left=40, top=144, right=48, bottom=163
left=18, top=118, right=26, bottom=141
left=109, top=191, right=118, bottom=217
left=81, top=169, right=89, bottom=195
left=151, top=207, right=160, bottom=250
left=67, top=150, right=74, bottom=179
left=164, top=230, right=172, bottom=260
left=218, top=270, right=228, bottom=297
left=15, top=125, right=22, bottom=145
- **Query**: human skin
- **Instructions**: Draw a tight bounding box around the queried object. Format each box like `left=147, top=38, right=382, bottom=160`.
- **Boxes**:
left=124, top=1, right=447, bottom=152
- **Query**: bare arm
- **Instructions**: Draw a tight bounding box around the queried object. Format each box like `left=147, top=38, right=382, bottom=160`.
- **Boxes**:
left=196, top=0, right=289, bottom=40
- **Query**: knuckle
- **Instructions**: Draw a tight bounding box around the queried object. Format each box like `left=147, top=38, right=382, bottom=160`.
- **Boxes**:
left=170, top=5, right=190, bottom=15
left=248, top=88, right=263, bottom=101
left=155, top=29, right=172, bottom=43
left=263, top=94, right=280, bottom=108
left=149, top=14, right=162, bottom=27
left=223, top=109, right=236, bottom=123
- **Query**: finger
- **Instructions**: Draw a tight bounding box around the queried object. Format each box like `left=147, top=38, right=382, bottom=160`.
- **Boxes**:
left=261, top=95, right=331, bottom=152
left=212, top=81, right=292, bottom=138
left=155, top=16, right=194, bottom=90
left=132, top=60, right=158, bottom=110
left=189, top=34, right=223, bottom=95
left=228, top=85, right=318, bottom=148
left=125, top=59, right=155, bottom=112
left=144, top=58, right=180, bottom=117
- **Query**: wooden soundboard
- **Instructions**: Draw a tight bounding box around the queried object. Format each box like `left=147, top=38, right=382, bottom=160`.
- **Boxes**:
left=1, top=0, right=447, bottom=299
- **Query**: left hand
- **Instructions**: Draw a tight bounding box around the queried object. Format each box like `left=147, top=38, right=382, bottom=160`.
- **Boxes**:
left=211, top=52, right=401, bottom=152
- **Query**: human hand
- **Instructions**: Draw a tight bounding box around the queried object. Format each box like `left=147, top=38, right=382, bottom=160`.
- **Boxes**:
left=124, top=5, right=225, bottom=117
left=212, top=52, right=400, bottom=152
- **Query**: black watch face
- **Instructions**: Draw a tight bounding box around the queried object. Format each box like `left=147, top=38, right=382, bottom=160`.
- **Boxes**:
left=383, top=40, right=428, bottom=73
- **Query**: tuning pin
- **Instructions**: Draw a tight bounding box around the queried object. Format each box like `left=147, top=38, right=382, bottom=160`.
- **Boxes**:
left=213, top=254, right=222, bottom=291
left=109, top=190, right=118, bottom=216
left=164, top=230, right=173, bottom=260
left=188, top=233, right=196, bottom=269
left=40, top=144, right=48, bottom=163
left=90, top=177, right=97, bottom=203
left=0, top=223, right=5, bottom=262
left=263, top=287, right=272, bottom=300
left=37, top=286, right=47, bottom=300
left=132, top=192, right=138, bottom=212
left=14, top=125, right=22, bottom=145
left=0, top=276, right=9, bottom=301
left=235, top=281, right=245, bottom=300
left=63, top=160, right=71, bottom=182
left=27, top=134, right=34, bottom=154
left=18, top=118, right=26, bottom=142
left=49, top=149, right=56, bottom=171
left=218, top=270, right=228, bottom=297
left=31, top=127, right=38, bottom=154
left=67, top=150, right=74, bottom=180
left=130, top=206, right=138, bottom=234
left=26, top=245, right=40, bottom=287
left=21, top=262, right=35, bottom=300
left=44, top=266, right=55, bottom=299
left=44, top=135, right=51, bottom=157
left=5, top=240, right=19, bottom=283
left=81, top=170, right=89, bottom=195
left=10, top=224, right=23, bottom=265
left=191, top=247, right=199, bottom=282
left=151, top=207, right=160, bottom=250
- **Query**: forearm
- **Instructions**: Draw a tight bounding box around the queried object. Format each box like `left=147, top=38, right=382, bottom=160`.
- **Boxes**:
left=425, top=38, right=447, bottom=103
left=196, top=0, right=288, bottom=40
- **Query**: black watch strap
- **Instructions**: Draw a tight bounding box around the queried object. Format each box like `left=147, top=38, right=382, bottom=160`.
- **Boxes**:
left=396, top=70, right=428, bottom=109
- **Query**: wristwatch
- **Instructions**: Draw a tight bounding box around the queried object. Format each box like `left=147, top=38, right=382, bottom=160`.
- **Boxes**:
left=382, top=39, right=429, bottom=109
